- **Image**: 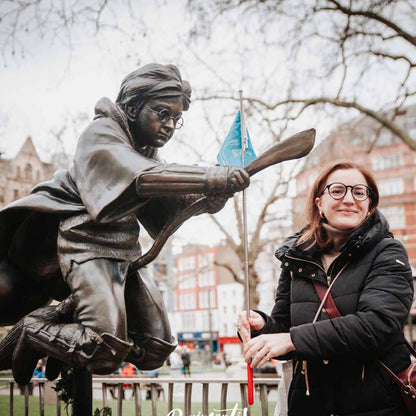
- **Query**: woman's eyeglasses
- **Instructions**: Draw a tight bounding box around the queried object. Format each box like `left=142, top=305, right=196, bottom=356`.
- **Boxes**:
left=148, top=108, right=184, bottom=129
left=321, top=183, right=372, bottom=202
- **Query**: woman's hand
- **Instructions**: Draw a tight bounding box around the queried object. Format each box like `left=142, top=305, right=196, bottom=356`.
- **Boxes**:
left=237, top=310, right=266, bottom=343
left=244, top=333, right=295, bottom=368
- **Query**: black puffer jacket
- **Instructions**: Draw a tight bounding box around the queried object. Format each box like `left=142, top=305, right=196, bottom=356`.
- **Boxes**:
left=261, top=211, right=413, bottom=416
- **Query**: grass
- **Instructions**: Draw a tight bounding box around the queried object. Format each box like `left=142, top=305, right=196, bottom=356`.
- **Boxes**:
left=0, top=396, right=277, bottom=415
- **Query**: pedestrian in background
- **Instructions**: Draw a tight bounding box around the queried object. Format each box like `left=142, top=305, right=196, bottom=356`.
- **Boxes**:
left=238, top=160, right=413, bottom=415
left=181, top=347, right=191, bottom=377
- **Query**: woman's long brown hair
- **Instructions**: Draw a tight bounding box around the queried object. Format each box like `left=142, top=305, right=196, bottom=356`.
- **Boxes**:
left=296, top=160, right=379, bottom=249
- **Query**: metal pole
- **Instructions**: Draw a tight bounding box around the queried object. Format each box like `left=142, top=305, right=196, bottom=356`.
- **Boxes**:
left=239, top=90, right=254, bottom=405
left=239, top=90, right=251, bottom=323
left=73, top=368, right=92, bottom=416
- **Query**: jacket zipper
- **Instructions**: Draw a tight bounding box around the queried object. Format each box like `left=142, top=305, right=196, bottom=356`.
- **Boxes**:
left=285, top=254, right=328, bottom=282
left=284, top=254, right=326, bottom=273
left=284, top=253, right=336, bottom=397
left=285, top=253, right=343, bottom=286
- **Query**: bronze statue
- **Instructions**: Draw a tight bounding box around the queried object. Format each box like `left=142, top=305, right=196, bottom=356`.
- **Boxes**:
left=0, top=63, right=250, bottom=384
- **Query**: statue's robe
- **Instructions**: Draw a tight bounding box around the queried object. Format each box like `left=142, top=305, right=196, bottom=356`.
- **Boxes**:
left=0, top=98, right=188, bottom=325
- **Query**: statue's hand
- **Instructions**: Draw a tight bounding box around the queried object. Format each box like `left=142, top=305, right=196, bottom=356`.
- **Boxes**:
left=227, top=167, right=250, bottom=193
left=205, top=166, right=250, bottom=195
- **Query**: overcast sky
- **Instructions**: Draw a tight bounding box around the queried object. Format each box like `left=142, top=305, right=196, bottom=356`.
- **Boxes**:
left=0, top=1, right=255, bottom=247
left=0, top=1, right=309, bottom=162
left=0, top=1, right=323, bottom=247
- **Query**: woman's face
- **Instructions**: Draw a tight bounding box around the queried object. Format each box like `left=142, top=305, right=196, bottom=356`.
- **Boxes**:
left=131, top=97, right=184, bottom=148
left=315, top=168, right=371, bottom=230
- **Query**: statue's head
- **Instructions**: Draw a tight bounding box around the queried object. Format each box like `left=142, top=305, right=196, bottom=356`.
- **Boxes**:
left=116, top=63, right=192, bottom=148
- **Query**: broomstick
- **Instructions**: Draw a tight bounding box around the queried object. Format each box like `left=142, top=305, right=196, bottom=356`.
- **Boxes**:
left=130, top=128, right=316, bottom=272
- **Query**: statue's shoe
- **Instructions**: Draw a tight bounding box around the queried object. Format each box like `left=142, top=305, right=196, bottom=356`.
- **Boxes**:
left=0, top=298, right=75, bottom=373
left=125, top=334, right=178, bottom=370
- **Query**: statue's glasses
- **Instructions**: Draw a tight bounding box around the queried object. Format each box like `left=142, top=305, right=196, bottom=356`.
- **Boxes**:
left=321, top=183, right=372, bottom=202
left=148, top=108, right=184, bottom=129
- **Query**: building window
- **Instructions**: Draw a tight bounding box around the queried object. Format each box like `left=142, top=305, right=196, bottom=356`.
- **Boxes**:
left=178, top=256, right=196, bottom=272
left=198, top=252, right=214, bottom=268
left=25, top=163, right=32, bottom=180
left=183, top=312, right=196, bottom=330
left=179, top=293, right=196, bottom=310
left=378, top=178, right=404, bottom=196
left=374, top=131, right=393, bottom=146
left=380, top=206, right=405, bottom=229
left=372, top=154, right=403, bottom=171
left=198, top=270, right=215, bottom=287
left=199, top=291, right=209, bottom=309
left=179, top=274, right=196, bottom=289
left=199, top=290, right=215, bottom=309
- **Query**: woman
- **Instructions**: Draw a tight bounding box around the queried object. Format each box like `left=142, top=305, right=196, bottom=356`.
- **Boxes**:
left=238, top=161, right=413, bottom=415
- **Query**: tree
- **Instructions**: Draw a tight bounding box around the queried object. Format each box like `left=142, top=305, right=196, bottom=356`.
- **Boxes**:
left=0, top=0, right=143, bottom=64
left=187, top=0, right=416, bottom=150
left=173, top=95, right=306, bottom=308
left=209, top=166, right=298, bottom=308
left=178, top=0, right=416, bottom=306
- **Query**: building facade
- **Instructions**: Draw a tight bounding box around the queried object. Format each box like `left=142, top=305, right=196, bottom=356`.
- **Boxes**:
left=294, top=105, right=416, bottom=267
left=0, top=136, right=69, bottom=209
left=172, top=242, right=244, bottom=359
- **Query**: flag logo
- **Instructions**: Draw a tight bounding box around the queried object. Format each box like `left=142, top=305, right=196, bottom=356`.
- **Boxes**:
left=217, top=111, right=256, bottom=167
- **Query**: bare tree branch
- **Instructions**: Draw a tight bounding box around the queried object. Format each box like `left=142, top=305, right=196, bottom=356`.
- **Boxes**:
left=325, top=0, right=416, bottom=47
left=214, top=260, right=244, bottom=285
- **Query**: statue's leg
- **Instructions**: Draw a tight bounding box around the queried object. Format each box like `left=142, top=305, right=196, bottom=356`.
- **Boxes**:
left=66, top=259, right=128, bottom=339
left=124, top=268, right=177, bottom=370
left=12, top=259, right=132, bottom=384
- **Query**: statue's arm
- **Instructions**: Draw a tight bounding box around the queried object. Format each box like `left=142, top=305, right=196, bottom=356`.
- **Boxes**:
left=135, top=164, right=247, bottom=197
left=73, top=118, right=248, bottom=223
left=134, top=163, right=248, bottom=237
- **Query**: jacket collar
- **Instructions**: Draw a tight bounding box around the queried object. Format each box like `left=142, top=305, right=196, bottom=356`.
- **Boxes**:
left=276, top=210, right=391, bottom=263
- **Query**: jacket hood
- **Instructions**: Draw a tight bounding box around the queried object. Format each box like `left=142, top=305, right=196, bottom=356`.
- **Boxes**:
left=275, top=209, right=391, bottom=261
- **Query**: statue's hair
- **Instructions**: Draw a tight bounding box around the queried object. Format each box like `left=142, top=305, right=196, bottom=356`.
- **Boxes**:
left=116, top=63, right=191, bottom=112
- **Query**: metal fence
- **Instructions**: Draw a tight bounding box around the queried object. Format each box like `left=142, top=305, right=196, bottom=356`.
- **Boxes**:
left=0, top=376, right=280, bottom=416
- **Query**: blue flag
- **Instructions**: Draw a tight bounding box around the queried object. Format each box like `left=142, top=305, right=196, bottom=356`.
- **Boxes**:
left=217, top=111, right=256, bottom=167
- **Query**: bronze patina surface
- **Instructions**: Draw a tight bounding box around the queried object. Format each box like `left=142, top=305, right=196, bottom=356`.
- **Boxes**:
left=0, top=64, right=250, bottom=384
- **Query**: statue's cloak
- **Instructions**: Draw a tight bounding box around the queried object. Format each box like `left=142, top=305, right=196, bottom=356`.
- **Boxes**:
left=0, top=98, right=166, bottom=287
